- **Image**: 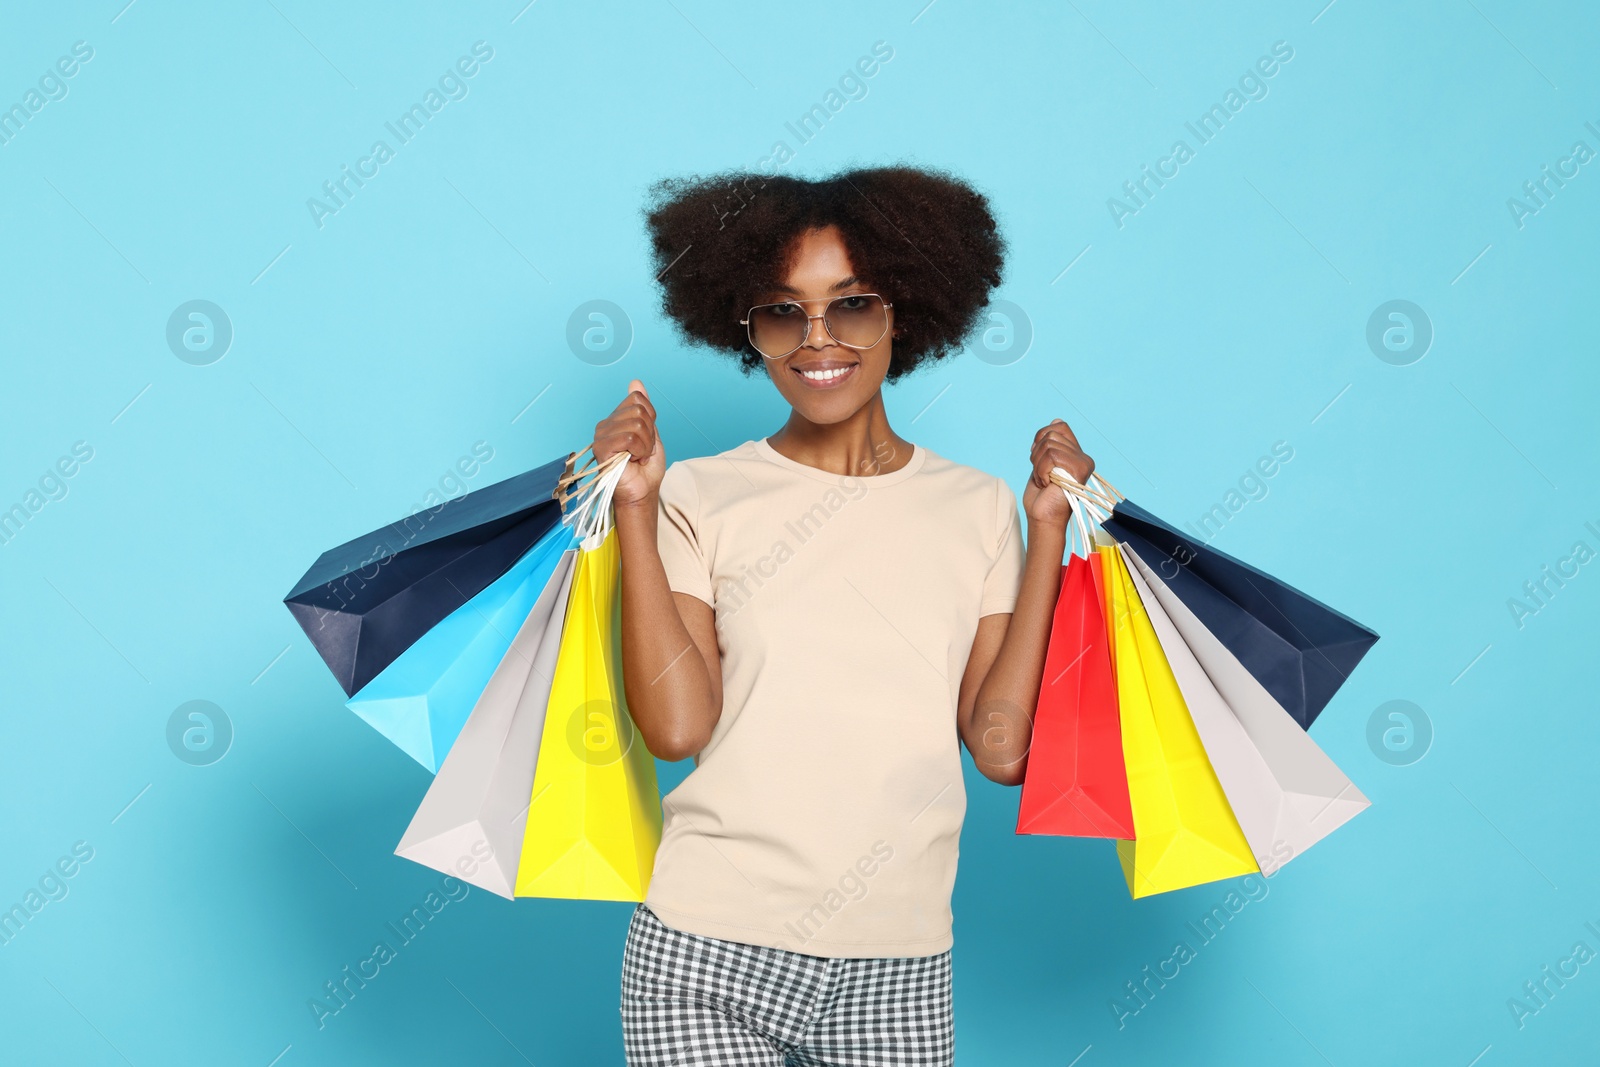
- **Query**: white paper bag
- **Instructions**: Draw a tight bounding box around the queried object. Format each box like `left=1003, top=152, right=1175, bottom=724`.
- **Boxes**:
left=1122, top=544, right=1369, bottom=872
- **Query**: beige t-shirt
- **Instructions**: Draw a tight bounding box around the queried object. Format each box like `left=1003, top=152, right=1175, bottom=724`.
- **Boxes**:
left=642, top=436, right=1026, bottom=958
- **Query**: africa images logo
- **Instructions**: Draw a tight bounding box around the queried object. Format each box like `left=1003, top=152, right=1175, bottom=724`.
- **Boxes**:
left=306, top=42, right=495, bottom=230
left=1106, top=41, right=1295, bottom=229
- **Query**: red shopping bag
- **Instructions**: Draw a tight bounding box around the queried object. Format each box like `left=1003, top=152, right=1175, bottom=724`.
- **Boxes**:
left=1016, top=553, right=1136, bottom=838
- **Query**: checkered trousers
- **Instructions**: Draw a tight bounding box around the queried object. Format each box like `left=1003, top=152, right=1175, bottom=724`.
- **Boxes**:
left=620, top=904, right=954, bottom=1066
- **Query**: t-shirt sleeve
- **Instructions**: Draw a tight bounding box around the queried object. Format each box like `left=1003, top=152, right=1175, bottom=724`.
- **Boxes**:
left=656, top=461, right=715, bottom=607
left=980, top=476, right=1026, bottom=617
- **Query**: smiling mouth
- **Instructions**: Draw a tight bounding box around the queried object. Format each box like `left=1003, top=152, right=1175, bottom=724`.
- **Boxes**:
left=792, top=363, right=858, bottom=388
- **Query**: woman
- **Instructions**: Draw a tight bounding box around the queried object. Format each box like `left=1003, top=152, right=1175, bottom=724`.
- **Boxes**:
left=592, top=166, right=1094, bottom=1066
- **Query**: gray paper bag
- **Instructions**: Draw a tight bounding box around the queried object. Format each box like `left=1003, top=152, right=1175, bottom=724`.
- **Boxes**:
left=395, top=548, right=577, bottom=897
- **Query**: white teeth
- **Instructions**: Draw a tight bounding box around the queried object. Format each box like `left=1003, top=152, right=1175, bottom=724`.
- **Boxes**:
left=799, top=366, right=851, bottom=381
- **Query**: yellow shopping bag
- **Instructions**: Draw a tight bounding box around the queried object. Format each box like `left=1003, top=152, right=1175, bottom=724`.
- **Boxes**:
left=514, top=525, right=662, bottom=901
left=1098, top=543, right=1258, bottom=898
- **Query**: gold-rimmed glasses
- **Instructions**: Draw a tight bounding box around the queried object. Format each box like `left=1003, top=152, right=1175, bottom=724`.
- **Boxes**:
left=740, top=293, right=893, bottom=359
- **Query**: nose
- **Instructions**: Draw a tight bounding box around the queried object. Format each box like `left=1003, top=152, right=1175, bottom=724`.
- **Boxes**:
left=801, top=305, right=833, bottom=349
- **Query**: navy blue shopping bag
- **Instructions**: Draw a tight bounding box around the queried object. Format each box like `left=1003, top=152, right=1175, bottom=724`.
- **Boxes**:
left=1102, top=497, right=1379, bottom=731
left=284, top=456, right=567, bottom=697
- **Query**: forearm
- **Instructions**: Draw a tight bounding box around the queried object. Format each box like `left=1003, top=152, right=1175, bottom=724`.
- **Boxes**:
left=966, top=517, right=1068, bottom=784
left=614, top=499, right=718, bottom=759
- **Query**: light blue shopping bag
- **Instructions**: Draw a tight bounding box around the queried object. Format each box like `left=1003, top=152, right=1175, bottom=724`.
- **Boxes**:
left=345, top=522, right=577, bottom=771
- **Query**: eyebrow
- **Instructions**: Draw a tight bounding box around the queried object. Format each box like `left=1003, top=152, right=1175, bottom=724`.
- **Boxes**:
left=768, top=276, right=865, bottom=296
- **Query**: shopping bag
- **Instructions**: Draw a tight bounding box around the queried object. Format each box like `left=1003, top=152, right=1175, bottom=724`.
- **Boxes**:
left=1100, top=542, right=1259, bottom=898
left=1100, top=496, right=1378, bottom=731
left=395, top=547, right=578, bottom=897
left=1122, top=545, right=1370, bottom=866
left=1121, top=544, right=1307, bottom=873
left=346, top=523, right=575, bottom=772
left=284, top=456, right=567, bottom=697
left=1016, top=553, right=1134, bottom=839
left=515, top=454, right=662, bottom=901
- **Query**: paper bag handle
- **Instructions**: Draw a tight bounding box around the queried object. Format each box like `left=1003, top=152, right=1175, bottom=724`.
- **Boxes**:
left=564, top=449, right=629, bottom=549
left=1050, top=467, right=1119, bottom=558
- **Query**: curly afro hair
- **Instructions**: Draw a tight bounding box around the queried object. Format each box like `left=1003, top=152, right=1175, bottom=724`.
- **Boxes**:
left=643, top=165, right=1005, bottom=382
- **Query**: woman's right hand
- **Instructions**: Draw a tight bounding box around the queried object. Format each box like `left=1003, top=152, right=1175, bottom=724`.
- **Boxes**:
left=594, top=379, right=665, bottom=508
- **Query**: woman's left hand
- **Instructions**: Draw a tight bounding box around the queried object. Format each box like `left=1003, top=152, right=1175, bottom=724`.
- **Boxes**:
left=1022, top=418, right=1095, bottom=529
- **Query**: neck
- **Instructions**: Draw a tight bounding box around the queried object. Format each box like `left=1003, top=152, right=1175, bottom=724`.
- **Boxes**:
left=767, top=393, right=914, bottom=478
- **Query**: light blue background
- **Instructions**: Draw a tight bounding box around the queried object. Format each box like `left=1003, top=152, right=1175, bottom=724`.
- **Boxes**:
left=2, top=1, right=1596, bottom=1064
